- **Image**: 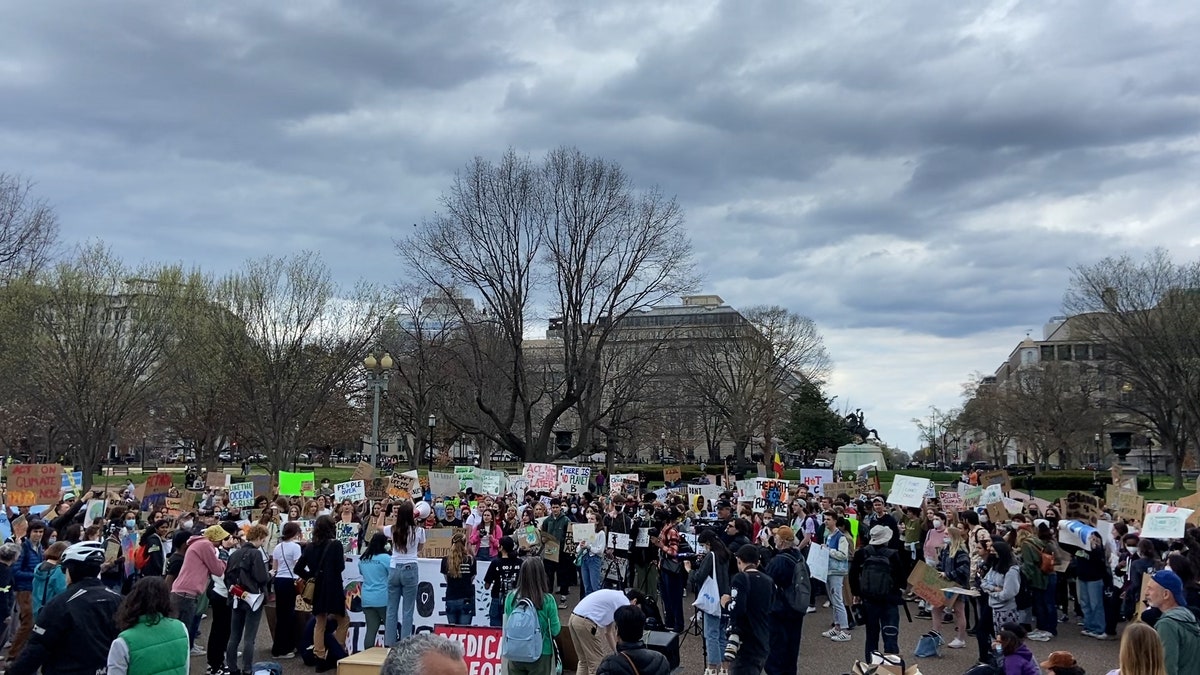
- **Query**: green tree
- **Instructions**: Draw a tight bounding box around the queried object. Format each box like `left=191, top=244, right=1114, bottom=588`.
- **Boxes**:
left=780, top=381, right=851, bottom=461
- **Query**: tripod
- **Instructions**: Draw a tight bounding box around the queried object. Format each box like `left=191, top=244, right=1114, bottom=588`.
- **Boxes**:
left=678, top=608, right=705, bottom=646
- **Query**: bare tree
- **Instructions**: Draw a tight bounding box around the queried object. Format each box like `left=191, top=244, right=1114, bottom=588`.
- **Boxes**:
left=0, top=173, right=58, bottom=282
left=1065, top=250, right=1200, bottom=488
left=956, top=375, right=1016, bottom=467
left=1001, top=362, right=1104, bottom=471
left=398, top=147, right=697, bottom=461
left=214, top=252, right=385, bottom=473
left=912, top=405, right=959, bottom=466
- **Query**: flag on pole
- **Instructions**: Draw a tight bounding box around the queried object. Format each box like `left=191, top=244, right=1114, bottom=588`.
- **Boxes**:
left=772, top=452, right=784, bottom=478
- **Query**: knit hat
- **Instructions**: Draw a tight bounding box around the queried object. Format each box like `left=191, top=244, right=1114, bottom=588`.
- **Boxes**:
left=1150, top=569, right=1187, bottom=606
left=869, top=525, right=892, bottom=546
left=203, top=524, right=231, bottom=544
left=1040, top=652, right=1077, bottom=671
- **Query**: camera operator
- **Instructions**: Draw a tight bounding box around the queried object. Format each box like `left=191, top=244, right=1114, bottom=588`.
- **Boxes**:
left=723, top=545, right=773, bottom=675
left=629, top=495, right=659, bottom=600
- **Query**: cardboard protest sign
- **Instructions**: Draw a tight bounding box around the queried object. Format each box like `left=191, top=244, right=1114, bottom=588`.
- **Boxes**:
left=523, top=463, right=559, bottom=492
left=986, top=501, right=1009, bottom=525
left=1062, top=491, right=1102, bottom=523
left=391, top=470, right=419, bottom=499
left=228, top=482, right=255, bottom=507
left=351, top=462, right=375, bottom=482
left=364, top=478, right=388, bottom=500
left=558, top=466, right=591, bottom=495
left=907, top=560, right=957, bottom=606
left=207, top=471, right=230, bottom=489
left=422, top=528, right=466, bottom=558
left=1175, top=492, right=1200, bottom=527
left=428, top=472, right=460, bottom=498
left=823, top=481, right=858, bottom=498
left=278, top=471, right=315, bottom=497
left=539, top=531, right=560, bottom=562
left=1118, top=491, right=1145, bottom=523
left=334, top=480, right=366, bottom=502
left=980, top=470, right=1011, bottom=493
left=144, top=473, right=173, bottom=496
left=249, top=474, right=273, bottom=500
left=1141, top=503, right=1194, bottom=539
left=887, top=475, right=931, bottom=508
left=663, top=466, right=682, bottom=484
left=8, top=464, right=63, bottom=506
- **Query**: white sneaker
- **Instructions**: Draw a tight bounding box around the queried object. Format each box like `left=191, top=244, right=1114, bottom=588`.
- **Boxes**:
left=823, top=601, right=831, bottom=608
left=806, top=606, right=817, bottom=614
left=947, top=639, right=966, bottom=649
left=189, top=646, right=206, bottom=656
left=822, top=628, right=839, bottom=638
left=830, top=630, right=852, bottom=642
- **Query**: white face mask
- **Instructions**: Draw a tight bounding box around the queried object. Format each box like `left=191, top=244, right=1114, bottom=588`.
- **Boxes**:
left=181, top=520, right=193, bottom=530
left=933, top=519, right=943, bottom=530
left=1127, top=547, right=1139, bottom=555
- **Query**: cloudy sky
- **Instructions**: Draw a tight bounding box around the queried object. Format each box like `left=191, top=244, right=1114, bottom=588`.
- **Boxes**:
left=4, top=1, right=1199, bottom=453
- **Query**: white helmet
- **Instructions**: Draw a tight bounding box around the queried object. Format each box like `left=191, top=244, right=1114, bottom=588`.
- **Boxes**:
left=62, top=540, right=106, bottom=565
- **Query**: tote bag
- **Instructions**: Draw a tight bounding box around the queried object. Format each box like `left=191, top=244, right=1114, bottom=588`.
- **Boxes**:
left=691, top=553, right=723, bottom=617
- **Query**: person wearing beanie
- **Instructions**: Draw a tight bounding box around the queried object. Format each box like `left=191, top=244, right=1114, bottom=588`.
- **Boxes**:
left=763, top=525, right=809, bottom=675
left=1145, top=569, right=1200, bottom=675
left=849, top=524, right=906, bottom=662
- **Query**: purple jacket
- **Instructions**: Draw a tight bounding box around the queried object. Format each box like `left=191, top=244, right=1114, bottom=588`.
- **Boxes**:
left=1003, top=644, right=1040, bottom=675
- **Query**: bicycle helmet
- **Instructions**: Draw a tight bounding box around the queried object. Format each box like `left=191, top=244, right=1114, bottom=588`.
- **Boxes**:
left=62, top=540, right=106, bottom=564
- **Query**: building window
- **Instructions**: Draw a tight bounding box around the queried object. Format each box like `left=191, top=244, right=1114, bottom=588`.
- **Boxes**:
left=1092, top=344, right=1107, bottom=360
left=1057, top=344, right=1073, bottom=361
left=1040, top=345, right=1055, bottom=361
left=1073, top=344, right=1090, bottom=361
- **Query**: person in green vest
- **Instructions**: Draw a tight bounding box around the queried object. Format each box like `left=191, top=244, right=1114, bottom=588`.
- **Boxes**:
left=106, top=576, right=189, bottom=675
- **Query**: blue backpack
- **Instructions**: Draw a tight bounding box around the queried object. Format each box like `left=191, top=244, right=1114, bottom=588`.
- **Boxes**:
left=502, top=596, right=544, bottom=663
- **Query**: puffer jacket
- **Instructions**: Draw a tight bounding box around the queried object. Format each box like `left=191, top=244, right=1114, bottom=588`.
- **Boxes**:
left=12, top=539, right=43, bottom=592
left=31, top=560, right=66, bottom=617
left=595, top=642, right=672, bottom=675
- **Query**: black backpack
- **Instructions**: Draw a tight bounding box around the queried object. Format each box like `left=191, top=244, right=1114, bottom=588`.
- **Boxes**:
left=859, top=545, right=894, bottom=600
left=784, top=550, right=812, bottom=612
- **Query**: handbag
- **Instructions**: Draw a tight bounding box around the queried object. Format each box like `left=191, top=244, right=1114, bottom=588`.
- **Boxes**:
left=914, top=631, right=943, bottom=658
left=692, top=553, right=723, bottom=616
left=299, top=541, right=332, bottom=604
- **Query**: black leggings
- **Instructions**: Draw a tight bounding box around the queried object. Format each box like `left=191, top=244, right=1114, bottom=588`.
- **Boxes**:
left=974, top=595, right=995, bottom=663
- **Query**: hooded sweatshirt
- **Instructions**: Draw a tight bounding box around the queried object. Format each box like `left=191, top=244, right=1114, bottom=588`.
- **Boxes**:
left=170, top=535, right=226, bottom=598
left=31, top=560, right=66, bottom=617
left=1156, top=605, right=1200, bottom=675
left=1003, top=644, right=1040, bottom=675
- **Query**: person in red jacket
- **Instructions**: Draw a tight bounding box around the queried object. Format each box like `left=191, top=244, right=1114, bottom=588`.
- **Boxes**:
left=170, top=525, right=229, bottom=651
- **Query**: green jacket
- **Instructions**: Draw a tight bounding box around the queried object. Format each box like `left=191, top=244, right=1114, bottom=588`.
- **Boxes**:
left=1157, top=606, right=1200, bottom=675
left=114, top=614, right=189, bottom=675
left=504, top=592, right=561, bottom=656
left=1019, top=539, right=1048, bottom=590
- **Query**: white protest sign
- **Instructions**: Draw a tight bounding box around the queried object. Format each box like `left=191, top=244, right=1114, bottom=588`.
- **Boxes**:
left=807, top=542, right=830, bottom=583
left=1141, top=503, right=1194, bottom=540
left=980, top=484, right=1004, bottom=506
left=428, top=472, right=460, bottom=498
left=558, top=466, right=591, bottom=495
left=334, top=480, right=366, bottom=502
left=887, top=475, right=931, bottom=508
left=454, top=466, right=477, bottom=492
left=799, top=469, right=834, bottom=496
left=608, top=532, right=631, bottom=551
left=228, top=482, right=255, bottom=508
left=478, top=469, right=505, bottom=496
left=635, top=528, right=650, bottom=548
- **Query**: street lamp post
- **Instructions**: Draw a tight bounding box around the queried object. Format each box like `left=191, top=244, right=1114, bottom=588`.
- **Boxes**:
left=364, top=352, right=395, bottom=468
left=1148, top=438, right=1156, bottom=490
left=1093, top=433, right=1101, bottom=467
left=427, top=414, right=436, bottom=475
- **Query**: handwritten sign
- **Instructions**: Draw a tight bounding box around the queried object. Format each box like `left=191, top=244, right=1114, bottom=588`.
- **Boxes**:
left=144, top=472, right=173, bottom=496
left=335, top=521, right=361, bottom=552
left=453, top=467, right=476, bottom=493
left=980, top=470, right=1011, bottom=493
left=334, top=480, right=365, bottom=502
left=523, top=463, right=559, bottom=492
left=799, top=469, right=834, bottom=496
left=1063, top=491, right=1102, bottom=523
left=663, top=466, right=682, bottom=484
left=207, top=471, right=229, bottom=489
left=823, top=481, right=857, bottom=498
left=962, top=486, right=984, bottom=508
left=421, top=528, right=465, bottom=558
left=478, top=469, right=504, bottom=496
left=1141, top=503, right=1194, bottom=539
left=428, top=472, right=459, bottom=498
left=365, top=478, right=388, bottom=500
left=8, top=464, right=63, bottom=506
left=558, top=466, right=591, bottom=495
left=351, top=462, right=375, bottom=482
left=539, top=531, right=560, bottom=562
left=986, top=500, right=1009, bottom=525
left=1118, top=491, right=1145, bottom=523
left=907, top=560, right=957, bottom=606
left=609, top=473, right=639, bottom=497
left=939, top=491, right=963, bottom=513
left=980, top=484, right=1004, bottom=506
left=752, top=478, right=789, bottom=515
left=607, top=532, right=631, bottom=551
left=228, top=482, right=255, bottom=508
left=887, top=475, right=931, bottom=508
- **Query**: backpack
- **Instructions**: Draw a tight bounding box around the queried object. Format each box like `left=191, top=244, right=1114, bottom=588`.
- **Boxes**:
left=502, top=596, right=544, bottom=663
left=859, top=546, right=894, bottom=600
left=784, top=551, right=812, bottom=613
left=1038, top=543, right=1055, bottom=574
left=131, top=544, right=150, bottom=571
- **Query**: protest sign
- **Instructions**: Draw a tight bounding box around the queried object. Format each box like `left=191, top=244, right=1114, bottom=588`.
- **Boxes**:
left=752, top=478, right=790, bottom=516
left=1141, top=503, right=1194, bottom=539
left=539, top=531, right=560, bottom=562
left=1002, top=498, right=1024, bottom=516
left=980, top=484, right=1004, bottom=506
left=8, top=464, right=63, bottom=506
left=433, top=625, right=502, bottom=673
left=962, top=486, right=984, bottom=508
left=207, top=471, right=230, bottom=489
left=939, top=491, right=963, bottom=513
left=351, top=462, right=375, bottom=482
left=571, top=523, right=596, bottom=544
left=887, top=475, right=931, bottom=508
left=144, top=472, right=173, bottom=496
left=1007, top=489, right=1052, bottom=514
left=607, top=532, right=631, bottom=551
left=663, top=466, right=682, bottom=484
left=1176, top=492, right=1200, bottom=527
left=422, top=528, right=466, bottom=558
left=907, top=560, right=958, bottom=606
left=986, top=501, right=1009, bottom=525
left=278, top=471, right=315, bottom=497
left=1062, top=492, right=1102, bottom=523
left=609, top=473, right=639, bottom=496
left=83, top=499, right=108, bottom=527
left=558, top=466, right=591, bottom=495
left=807, top=542, right=829, bottom=583
left=61, top=471, right=84, bottom=494
left=365, top=478, right=388, bottom=500
left=428, top=472, right=459, bottom=498
left=1058, top=519, right=1096, bottom=548
left=478, top=469, right=504, bottom=496
left=392, top=470, right=420, bottom=499
left=980, top=470, right=1011, bottom=493
left=1118, top=491, right=1145, bottom=523
left=336, top=521, right=361, bottom=552
left=799, top=469, right=834, bottom=496
left=453, top=466, right=476, bottom=493
left=335, top=480, right=366, bottom=502
left=523, top=463, right=559, bottom=492
left=687, top=484, right=722, bottom=513
left=228, top=482, right=255, bottom=508
left=822, top=481, right=858, bottom=498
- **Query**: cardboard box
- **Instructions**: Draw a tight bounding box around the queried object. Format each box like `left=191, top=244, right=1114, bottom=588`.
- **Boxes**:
left=338, top=646, right=390, bottom=675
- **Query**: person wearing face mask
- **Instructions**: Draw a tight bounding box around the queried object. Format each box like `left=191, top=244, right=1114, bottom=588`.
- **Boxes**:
left=1122, top=537, right=1160, bottom=622
left=918, top=514, right=949, bottom=619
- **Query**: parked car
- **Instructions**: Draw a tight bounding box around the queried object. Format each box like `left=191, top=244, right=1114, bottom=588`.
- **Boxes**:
left=492, top=450, right=520, bottom=463
left=811, top=458, right=833, bottom=468
left=970, top=461, right=992, bottom=472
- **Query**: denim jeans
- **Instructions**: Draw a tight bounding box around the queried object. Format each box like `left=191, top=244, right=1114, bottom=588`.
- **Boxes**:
left=1077, top=579, right=1105, bottom=635
left=702, top=612, right=729, bottom=665
left=580, top=554, right=602, bottom=596
left=386, top=562, right=419, bottom=646
left=226, top=604, right=262, bottom=674
left=862, top=602, right=900, bottom=662
left=446, top=598, right=474, bottom=626
left=476, top=548, right=493, bottom=562
left=172, top=593, right=198, bottom=646
left=828, top=574, right=848, bottom=628
left=1035, top=575, right=1058, bottom=635
left=489, top=596, right=505, bottom=627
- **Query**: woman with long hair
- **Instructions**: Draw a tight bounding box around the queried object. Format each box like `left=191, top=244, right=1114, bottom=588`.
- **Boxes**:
left=359, top=533, right=391, bottom=648
left=937, top=523, right=971, bottom=648
left=503, top=557, right=562, bottom=675
left=107, top=576, right=189, bottom=675
left=225, top=524, right=272, bottom=675
left=655, top=507, right=686, bottom=633
left=994, top=622, right=1038, bottom=675
left=1112, top=622, right=1165, bottom=675
left=295, top=516, right=347, bottom=666
left=303, top=500, right=320, bottom=520
left=982, top=540, right=1022, bottom=628
left=484, top=536, right=522, bottom=627
left=270, top=520, right=303, bottom=658
left=1075, top=532, right=1108, bottom=638
left=822, top=514, right=854, bottom=642
left=442, top=532, right=477, bottom=625
left=383, top=500, right=425, bottom=645
left=471, top=509, right=502, bottom=562
left=576, top=510, right=607, bottom=597
left=257, top=505, right=282, bottom=553
left=688, top=530, right=731, bottom=673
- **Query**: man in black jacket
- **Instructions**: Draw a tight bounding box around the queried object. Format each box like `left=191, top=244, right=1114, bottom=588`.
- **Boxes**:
left=764, top=526, right=808, bottom=675
left=725, top=544, right=775, bottom=675
left=596, top=605, right=671, bottom=675
left=850, top=525, right=908, bottom=662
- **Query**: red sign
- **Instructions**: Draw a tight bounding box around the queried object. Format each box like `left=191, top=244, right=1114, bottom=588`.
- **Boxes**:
left=433, top=624, right=502, bottom=674
left=8, top=464, right=63, bottom=506
left=145, top=472, right=174, bottom=496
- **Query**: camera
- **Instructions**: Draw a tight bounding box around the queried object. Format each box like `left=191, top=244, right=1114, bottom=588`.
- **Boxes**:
left=723, top=632, right=742, bottom=661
